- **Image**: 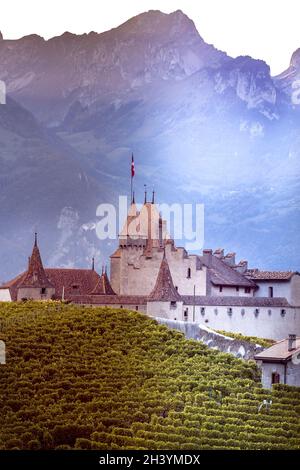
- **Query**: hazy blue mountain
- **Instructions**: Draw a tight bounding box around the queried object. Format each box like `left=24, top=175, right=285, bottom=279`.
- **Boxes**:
left=0, top=10, right=299, bottom=281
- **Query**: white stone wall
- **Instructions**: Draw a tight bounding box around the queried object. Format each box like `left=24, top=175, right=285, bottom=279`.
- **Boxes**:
left=259, top=362, right=286, bottom=389
left=17, top=287, right=56, bottom=301
left=150, top=301, right=300, bottom=340
left=0, top=289, right=11, bottom=302
left=111, top=244, right=206, bottom=296
left=211, top=285, right=254, bottom=297
left=254, top=275, right=300, bottom=306
left=147, top=301, right=184, bottom=321
left=193, top=305, right=300, bottom=340
left=257, top=361, right=300, bottom=389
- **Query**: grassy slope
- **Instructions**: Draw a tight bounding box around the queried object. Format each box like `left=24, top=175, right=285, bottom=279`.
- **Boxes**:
left=0, top=302, right=299, bottom=450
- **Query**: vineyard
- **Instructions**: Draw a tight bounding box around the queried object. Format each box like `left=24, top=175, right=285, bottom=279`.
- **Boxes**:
left=0, top=302, right=299, bottom=450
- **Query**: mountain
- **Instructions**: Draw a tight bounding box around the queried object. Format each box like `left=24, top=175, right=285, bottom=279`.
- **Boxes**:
left=0, top=9, right=299, bottom=280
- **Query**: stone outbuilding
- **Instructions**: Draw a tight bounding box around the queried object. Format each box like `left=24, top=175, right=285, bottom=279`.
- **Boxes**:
left=254, top=334, right=300, bottom=388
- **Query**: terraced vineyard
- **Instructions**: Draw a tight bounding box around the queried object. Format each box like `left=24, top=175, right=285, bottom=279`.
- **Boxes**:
left=0, top=302, right=299, bottom=450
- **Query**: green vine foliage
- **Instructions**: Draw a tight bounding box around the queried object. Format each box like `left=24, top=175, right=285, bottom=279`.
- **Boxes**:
left=0, top=302, right=299, bottom=450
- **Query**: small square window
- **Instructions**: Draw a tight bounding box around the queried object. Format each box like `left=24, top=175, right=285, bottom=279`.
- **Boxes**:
left=245, top=287, right=251, bottom=294
left=170, top=301, right=177, bottom=309
left=200, top=307, right=205, bottom=316
left=227, top=307, right=233, bottom=316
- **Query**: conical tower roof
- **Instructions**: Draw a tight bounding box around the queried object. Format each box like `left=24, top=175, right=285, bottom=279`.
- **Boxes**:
left=148, top=251, right=181, bottom=301
left=90, top=269, right=116, bottom=295
left=19, top=234, right=54, bottom=288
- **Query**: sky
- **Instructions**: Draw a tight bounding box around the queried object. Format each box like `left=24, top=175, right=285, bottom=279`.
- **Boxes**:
left=0, top=0, right=299, bottom=75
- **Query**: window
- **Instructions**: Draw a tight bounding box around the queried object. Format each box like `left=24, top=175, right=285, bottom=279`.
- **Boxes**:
left=268, top=286, right=273, bottom=298
left=254, top=308, right=259, bottom=317
left=271, top=372, right=280, bottom=384
left=72, top=284, right=79, bottom=290
left=219, top=286, right=223, bottom=293
left=268, top=309, right=272, bottom=316
left=241, top=308, right=245, bottom=316
left=184, top=309, right=188, bottom=321
left=135, top=306, right=139, bottom=311
left=187, top=268, right=191, bottom=279
left=200, top=307, right=205, bottom=316
left=227, top=307, right=233, bottom=316
left=170, top=301, right=177, bottom=309
left=236, top=287, right=239, bottom=292
left=214, top=308, right=218, bottom=315
left=245, top=287, right=251, bottom=294
left=281, top=309, right=286, bottom=318
left=175, top=286, right=178, bottom=291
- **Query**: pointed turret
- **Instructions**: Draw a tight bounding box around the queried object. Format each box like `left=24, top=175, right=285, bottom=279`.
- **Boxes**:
left=90, top=267, right=116, bottom=295
left=18, top=234, right=53, bottom=289
left=148, top=250, right=181, bottom=301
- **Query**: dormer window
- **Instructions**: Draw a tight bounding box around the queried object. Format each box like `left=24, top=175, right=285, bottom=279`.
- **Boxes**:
left=72, top=284, right=79, bottom=290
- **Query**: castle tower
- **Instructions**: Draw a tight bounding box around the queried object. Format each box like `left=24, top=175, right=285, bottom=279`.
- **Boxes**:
left=147, top=250, right=183, bottom=320
left=90, top=266, right=116, bottom=295
left=17, top=233, right=55, bottom=301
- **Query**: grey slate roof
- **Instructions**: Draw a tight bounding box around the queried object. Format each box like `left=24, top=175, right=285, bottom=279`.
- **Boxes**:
left=181, top=295, right=291, bottom=307
left=204, top=255, right=257, bottom=288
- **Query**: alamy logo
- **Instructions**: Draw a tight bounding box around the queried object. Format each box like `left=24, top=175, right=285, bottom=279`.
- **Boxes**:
left=0, top=340, right=6, bottom=364
left=0, top=80, right=6, bottom=104
left=95, top=196, right=205, bottom=251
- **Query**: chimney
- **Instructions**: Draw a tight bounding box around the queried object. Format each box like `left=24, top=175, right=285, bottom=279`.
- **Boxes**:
left=159, top=213, right=163, bottom=248
left=213, top=248, right=224, bottom=259
left=288, top=334, right=297, bottom=351
left=203, top=249, right=213, bottom=267
left=234, top=260, right=248, bottom=274
left=223, top=252, right=236, bottom=266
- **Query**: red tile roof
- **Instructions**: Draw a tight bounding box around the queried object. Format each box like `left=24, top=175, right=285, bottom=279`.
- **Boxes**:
left=254, top=337, right=300, bottom=362
left=45, top=268, right=101, bottom=299
left=246, top=270, right=298, bottom=280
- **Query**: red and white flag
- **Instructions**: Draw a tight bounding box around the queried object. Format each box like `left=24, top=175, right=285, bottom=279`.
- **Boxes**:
left=131, top=153, right=135, bottom=178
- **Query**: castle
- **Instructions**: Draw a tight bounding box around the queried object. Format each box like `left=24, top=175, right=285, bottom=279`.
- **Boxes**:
left=1, top=195, right=300, bottom=341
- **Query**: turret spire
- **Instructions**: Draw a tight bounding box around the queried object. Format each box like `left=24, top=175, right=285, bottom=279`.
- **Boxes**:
left=152, top=189, right=155, bottom=204
left=144, top=184, right=147, bottom=204
left=92, top=257, right=95, bottom=271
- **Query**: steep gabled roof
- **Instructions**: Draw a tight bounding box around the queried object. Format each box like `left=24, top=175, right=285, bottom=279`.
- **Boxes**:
left=148, top=252, right=181, bottom=302
left=18, top=235, right=54, bottom=289
left=90, top=270, right=116, bottom=295
left=204, top=254, right=256, bottom=288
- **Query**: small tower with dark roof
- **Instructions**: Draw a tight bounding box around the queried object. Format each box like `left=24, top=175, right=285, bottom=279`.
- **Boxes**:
left=90, top=266, right=116, bottom=295
left=147, top=250, right=183, bottom=320
left=17, top=233, right=55, bottom=301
